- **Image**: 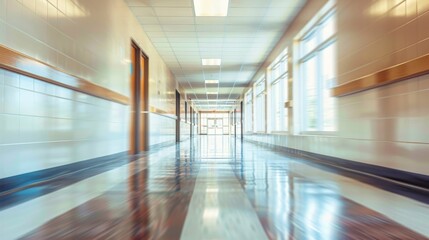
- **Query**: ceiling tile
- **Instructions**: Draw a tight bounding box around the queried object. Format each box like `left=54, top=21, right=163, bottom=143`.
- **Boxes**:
left=228, top=8, right=268, bottom=17
left=148, top=0, right=192, bottom=7
left=199, top=42, right=223, bottom=48
left=146, top=31, right=167, bottom=38
left=165, top=31, right=197, bottom=38
left=223, top=42, right=253, bottom=48
left=141, top=24, right=163, bottom=32
left=200, top=49, right=223, bottom=54
left=271, top=0, right=306, bottom=8
left=149, top=37, right=169, bottom=43
left=223, top=37, right=252, bottom=43
left=168, top=37, right=198, bottom=43
left=130, top=7, right=155, bottom=17
left=195, top=17, right=226, bottom=25
left=174, top=51, right=201, bottom=56
left=137, top=17, right=159, bottom=24
left=154, top=7, right=193, bottom=17
left=266, top=7, right=299, bottom=17
left=153, top=42, right=171, bottom=48
left=162, top=24, right=196, bottom=32
left=126, top=0, right=150, bottom=7
left=229, top=0, right=268, bottom=8
left=171, top=47, right=200, bottom=52
left=158, top=17, right=195, bottom=25
left=196, top=25, right=225, bottom=32
left=170, top=42, right=198, bottom=48
left=225, top=24, right=258, bottom=32
left=225, top=17, right=262, bottom=25
left=199, top=53, right=222, bottom=58
left=197, top=32, right=226, bottom=38
left=125, top=0, right=308, bottom=111
left=198, top=37, right=224, bottom=43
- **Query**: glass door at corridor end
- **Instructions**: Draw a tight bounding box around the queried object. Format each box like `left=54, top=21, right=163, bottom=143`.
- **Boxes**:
left=200, top=112, right=230, bottom=135
left=207, top=118, right=223, bottom=135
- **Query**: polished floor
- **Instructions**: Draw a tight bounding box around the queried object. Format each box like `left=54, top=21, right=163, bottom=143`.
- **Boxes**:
left=0, top=136, right=428, bottom=240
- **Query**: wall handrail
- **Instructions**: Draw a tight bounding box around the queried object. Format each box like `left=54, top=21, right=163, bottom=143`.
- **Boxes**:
left=0, top=44, right=129, bottom=105
left=332, top=53, right=429, bottom=97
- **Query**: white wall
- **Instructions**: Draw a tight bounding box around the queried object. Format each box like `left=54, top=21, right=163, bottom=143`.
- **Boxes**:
left=0, top=0, right=177, bottom=178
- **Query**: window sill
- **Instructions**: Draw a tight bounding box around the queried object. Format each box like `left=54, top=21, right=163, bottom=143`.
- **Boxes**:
left=252, top=132, right=267, bottom=135
left=299, top=131, right=338, bottom=136
left=270, top=131, right=290, bottom=135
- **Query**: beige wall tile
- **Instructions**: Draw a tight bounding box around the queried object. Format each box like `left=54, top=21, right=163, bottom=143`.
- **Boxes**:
left=244, top=0, right=429, bottom=176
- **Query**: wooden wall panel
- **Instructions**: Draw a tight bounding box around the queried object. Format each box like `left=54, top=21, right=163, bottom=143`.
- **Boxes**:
left=139, top=54, right=148, bottom=152
left=0, top=44, right=129, bottom=105
left=332, top=54, right=429, bottom=97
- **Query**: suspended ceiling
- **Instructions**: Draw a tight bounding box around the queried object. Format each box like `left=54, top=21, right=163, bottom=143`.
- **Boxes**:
left=126, top=0, right=306, bottom=111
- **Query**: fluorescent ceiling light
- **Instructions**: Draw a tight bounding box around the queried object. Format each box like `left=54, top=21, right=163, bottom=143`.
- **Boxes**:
left=194, top=99, right=236, bottom=102
left=206, top=188, right=219, bottom=193
left=205, top=80, right=219, bottom=84
left=207, top=92, right=218, bottom=95
left=202, top=59, right=221, bottom=66
left=194, top=0, right=229, bottom=17
left=199, top=105, right=233, bottom=107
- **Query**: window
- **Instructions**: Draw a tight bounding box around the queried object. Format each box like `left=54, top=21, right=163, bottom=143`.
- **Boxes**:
left=244, top=89, right=253, bottom=132
left=200, top=113, right=207, bottom=134
left=254, top=76, right=266, bottom=132
left=268, top=48, right=289, bottom=132
left=297, top=9, right=337, bottom=132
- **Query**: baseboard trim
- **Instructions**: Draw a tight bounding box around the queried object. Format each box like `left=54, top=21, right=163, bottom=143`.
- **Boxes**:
left=149, top=140, right=176, bottom=151
left=245, top=138, right=429, bottom=204
left=0, top=152, right=128, bottom=194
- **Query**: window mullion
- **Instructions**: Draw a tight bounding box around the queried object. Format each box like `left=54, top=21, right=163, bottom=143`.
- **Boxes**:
left=301, top=64, right=307, bottom=131
left=317, top=49, right=324, bottom=131
left=280, top=79, right=285, bottom=131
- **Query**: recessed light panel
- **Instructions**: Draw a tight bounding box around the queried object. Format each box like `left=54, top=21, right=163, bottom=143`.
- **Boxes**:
left=193, top=0, right=229, bottom=17
left=202, top=59, right=221, bottom=66
left=205, top=80, right=219, bottom=84
left=206, top=92, right=218, bottom=95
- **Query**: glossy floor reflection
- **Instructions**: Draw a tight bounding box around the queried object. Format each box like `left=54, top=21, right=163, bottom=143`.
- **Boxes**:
left=1, top=136, right=428, bottom=239
left=231, top=142, right=428, bottom=239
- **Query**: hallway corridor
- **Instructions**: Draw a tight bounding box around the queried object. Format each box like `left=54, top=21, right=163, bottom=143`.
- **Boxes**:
left=2, top=0, right=429, bottom=239
left=1, top=136, right=427, bottom=239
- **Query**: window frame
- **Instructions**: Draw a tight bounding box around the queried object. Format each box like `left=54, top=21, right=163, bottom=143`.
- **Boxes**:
left=244, top=89, right=254, bottom=133
left=254, top=76, right=266, bottom=133
left=268, top=48, right=289, bottom=133
left=296, top=7, right=337, bottom=135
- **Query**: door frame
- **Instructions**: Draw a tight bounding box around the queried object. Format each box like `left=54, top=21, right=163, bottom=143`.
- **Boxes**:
left=176, top=90, right=180, bottom=142
left=129, top=40, right=149, bottom=154
left=140, top=50, right=149, bottom=151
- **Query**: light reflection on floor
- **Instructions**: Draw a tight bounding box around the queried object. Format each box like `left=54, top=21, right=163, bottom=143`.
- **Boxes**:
left=1, top=135, right=427, bottom=240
